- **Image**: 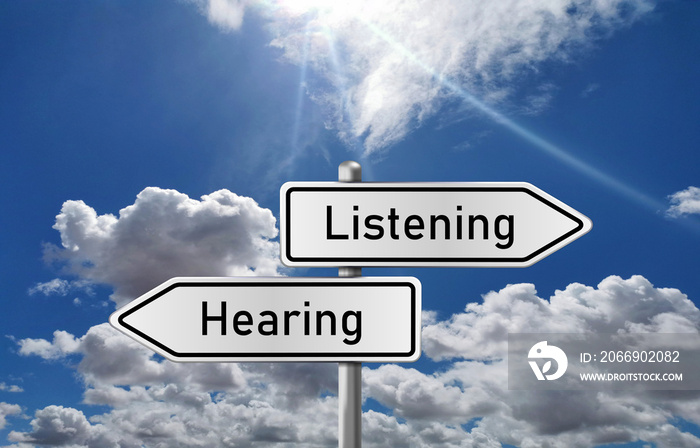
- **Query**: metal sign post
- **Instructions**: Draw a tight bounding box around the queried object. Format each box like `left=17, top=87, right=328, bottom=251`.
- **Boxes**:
left=109, top=160, right=591, bottom=448
left=338, top=160, right=362, bottom=448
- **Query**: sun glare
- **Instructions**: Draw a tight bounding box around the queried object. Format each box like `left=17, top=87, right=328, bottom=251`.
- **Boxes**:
left=265, top=0, right=663, bottom=213
left=274, top=0, right=336, bottom=15
left=269, top=0, right=366, bottom=21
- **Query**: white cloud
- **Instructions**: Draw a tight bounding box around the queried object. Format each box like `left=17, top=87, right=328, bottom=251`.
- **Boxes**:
left=13, top=274, right=700, bottom=447
left=15, top=177, right=700, bottom=448
left=520, top=83, right=558, bottom=115
left=44, top=187, right=280, bottom=307
left=0, top=403, right=22, bottom=431
left=18, top=324, right=248, bottom=393
left=363, top=364, right=495, bottom=424
left=193, top=0, right=247, bottom=31
left=28, top=279, right=70, bottom=296
left=252, top=0, right=655, bottom=153
left=18, top=330, right=81, bottom=361
left=362, top=409, right=502, bottom=448
left=405, top=275, right=700, bottom=447
left=667, top=186, right=700, bottom=217
left=28, top=278, right=93, bottom=297
left=0, top=383, right=23, bottom=393
left=422, top=275, right=699, bottom=361
left=8, top=406, right=90, bottom=446
left=11, top=392, right=339, bottom=448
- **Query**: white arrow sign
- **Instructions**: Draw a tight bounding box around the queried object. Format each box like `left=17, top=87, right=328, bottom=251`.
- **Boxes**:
left=281, top=182, right=592, bottom=267
left=109, top=277, right=421, bottom=363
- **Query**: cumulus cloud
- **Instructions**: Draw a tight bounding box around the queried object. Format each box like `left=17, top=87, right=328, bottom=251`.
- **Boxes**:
left=384, top=275, right=700, bottom=448
left=44, top=187, right=280, bottom=307
left=195, top=0, right=656, bottom=153
left=0, top=402, right=22, bottom=430
left=422, top=275, right=700, bottom=361
left=15, top=323, right=339, bottom=446
left=667, top=186, right=700, bottom=217
left=15, top=170, right=700, bottom=448
left=13, top=274, right=700, bottom=447
left=8, top=406, right=100, bottom=447
left=18, top=323, right=247, bottom=393
left=10, top=391, right=339, bottom=448
left=18, top=330, right=81, bottom=361
left=15, top=322, right=341, bottom=446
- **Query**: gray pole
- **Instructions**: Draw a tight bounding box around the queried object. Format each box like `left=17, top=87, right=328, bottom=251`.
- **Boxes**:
left=338, top=160, right=362, bottom=448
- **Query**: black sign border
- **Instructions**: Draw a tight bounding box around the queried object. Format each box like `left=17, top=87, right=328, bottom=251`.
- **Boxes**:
left=117, top=280, right=418, bottom=360
left=284, top=185, right=586, bottom=264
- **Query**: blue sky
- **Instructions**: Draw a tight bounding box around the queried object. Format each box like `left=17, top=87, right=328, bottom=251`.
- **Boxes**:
left=1, top=0, right=700, bottom=446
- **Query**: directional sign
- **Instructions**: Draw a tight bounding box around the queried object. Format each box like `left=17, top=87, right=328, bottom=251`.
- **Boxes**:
left=109, top=277, right=421, bottom=363
left=280, top=182, right=592, bottom=267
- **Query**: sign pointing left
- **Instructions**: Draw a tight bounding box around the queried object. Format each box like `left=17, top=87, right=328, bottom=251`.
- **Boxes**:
left=109, top=277, right=421, bottom=363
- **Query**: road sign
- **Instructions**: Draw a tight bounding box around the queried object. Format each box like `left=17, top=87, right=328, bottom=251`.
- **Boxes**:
left=109, top=276, right=421, bottom=363
left=280, top=182, right=592, bottom=267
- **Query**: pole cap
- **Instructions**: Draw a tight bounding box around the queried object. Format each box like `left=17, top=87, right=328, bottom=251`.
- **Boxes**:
left=339, top=161, right=362, bottom=182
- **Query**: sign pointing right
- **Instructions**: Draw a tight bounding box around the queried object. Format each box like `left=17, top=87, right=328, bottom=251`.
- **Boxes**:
left=281, top=182, right=592, bottom=267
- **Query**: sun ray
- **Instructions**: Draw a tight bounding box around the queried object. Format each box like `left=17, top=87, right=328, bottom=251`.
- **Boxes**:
left=259, top=1, right=665, bottom=211
left=319, top=26, right=378, bottom=178
left=290, top=23, right=311, bottom=151
left=356, top=17, right=664, bottom=211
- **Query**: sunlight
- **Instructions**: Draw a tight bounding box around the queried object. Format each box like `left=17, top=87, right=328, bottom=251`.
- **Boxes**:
left=355, top=18, right=665, bottom=211
left=259, top=0, right=664, bottom=211
left=273, top=0, right=354, bottom=16
left=290, top=23, right=310, bottom=151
